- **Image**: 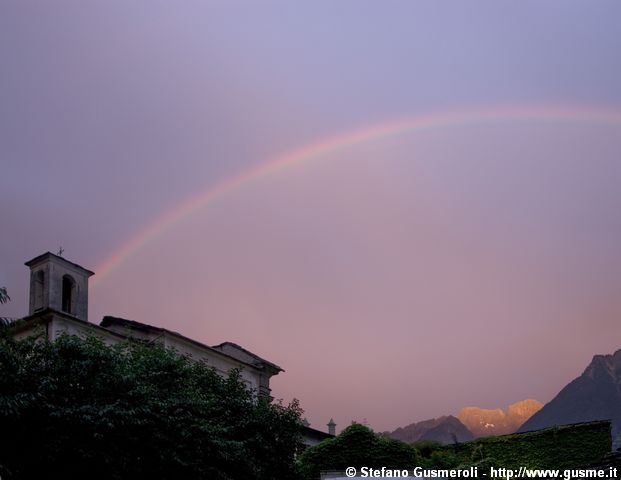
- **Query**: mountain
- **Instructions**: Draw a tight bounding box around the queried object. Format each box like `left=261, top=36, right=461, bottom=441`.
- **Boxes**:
left=388, top=415, right=474, bottom=444
left=387, top=399, right=543, bottom=445
left=459, top=399, right=543, bottom=437
left=518, top=349, right=621, bottom=440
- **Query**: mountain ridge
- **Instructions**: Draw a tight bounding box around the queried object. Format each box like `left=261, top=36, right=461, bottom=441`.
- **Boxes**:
left=386, top=399, right=542, bottom=444
left=388, top=415, right=473, bottom=444
left=518, top=349, right=621, bottom=439
left=459, top=399, right=543, bottom=437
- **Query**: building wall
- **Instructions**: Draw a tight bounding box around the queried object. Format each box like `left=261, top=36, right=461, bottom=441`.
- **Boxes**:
left=14, top=312, right=264, bottom=393
left=19, top=253, right=274, bottom=395
left=161, top=333, right=260, bottom=391
left=102, top=320, right=263, bottom=391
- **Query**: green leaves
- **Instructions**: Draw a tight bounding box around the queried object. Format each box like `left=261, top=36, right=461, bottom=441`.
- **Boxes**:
left=0, top=287, right=9, bottom=305
left=0, top=334, right=302, bottom=480
left=297, top=421, right=612, bottom=480
left=297, top=423, right=420, bottom=480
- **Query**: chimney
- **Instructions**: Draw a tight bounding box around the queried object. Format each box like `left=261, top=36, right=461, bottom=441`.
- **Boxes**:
left=327, top=418, right=336, bottom=436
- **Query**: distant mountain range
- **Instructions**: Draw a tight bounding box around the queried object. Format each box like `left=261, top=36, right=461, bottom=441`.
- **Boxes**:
left=387, top=349, right=621, bottom=447
left=458, top=399, right=543, bottom=437
left=386, top=399, right=542, bottom=444
left=388, top=415, right=473, bottom=444
left=518, top=349, right=621, bottom=443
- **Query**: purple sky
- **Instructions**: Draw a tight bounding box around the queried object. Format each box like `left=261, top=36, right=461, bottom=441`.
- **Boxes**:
left=2, top=1, right=621, bottom=433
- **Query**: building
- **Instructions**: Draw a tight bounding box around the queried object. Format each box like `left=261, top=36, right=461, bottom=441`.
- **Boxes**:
left=11, top=251, right=282, bottom=396
left=11, top=251, right=338, bottom=443
left=301, top=418, right=337, bottom=448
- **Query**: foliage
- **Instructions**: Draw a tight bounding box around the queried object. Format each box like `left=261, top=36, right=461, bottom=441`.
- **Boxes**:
left=414, top=422, right=611, bottom=470
left=412, top=440, right=443, bottom=460
left=0, top=287, right=10, bottom=326
left=297, top=423, right=420, bottom=480
left=0, top=334, right=303, bottom=480
left=455, top=421, right=610, bottom=469
left=298, top=421, right=611, bottom=479
left=0, top=287, right=9, bottom=304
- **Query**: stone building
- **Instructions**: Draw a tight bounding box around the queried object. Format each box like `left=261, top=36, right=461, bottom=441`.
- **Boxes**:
left=12, top=251, right=282, bottom=396
left=13, top=251, right=339, bottom=443
left=301, top=419, right=337, bottom=448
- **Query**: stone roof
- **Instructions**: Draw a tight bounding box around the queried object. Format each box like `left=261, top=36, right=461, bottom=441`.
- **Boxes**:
left=212, top=341, right=283, bottom=373
left=13, top=308, right=126, bottom=340
left=24, top=251, right=95, bottom=276
left=300, top=425, right=336, bottom=448
left=100, top=316, right=282, bottom=373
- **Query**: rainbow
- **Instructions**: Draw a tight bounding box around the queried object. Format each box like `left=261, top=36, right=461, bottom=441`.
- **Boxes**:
left=92, top=105, right=621, bottom=285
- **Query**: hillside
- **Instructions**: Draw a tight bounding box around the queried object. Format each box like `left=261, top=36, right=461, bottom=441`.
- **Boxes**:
left=388, top=415, right=473, bottom=444
left=519, top=350, right=621, bottom=439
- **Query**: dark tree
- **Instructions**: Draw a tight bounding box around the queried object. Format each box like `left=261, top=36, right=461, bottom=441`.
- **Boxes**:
left=0, top=287, right=9, bottom=304
left=297, top=423, right=420, bottom=480
left=0, top=334, right=302, bottom=480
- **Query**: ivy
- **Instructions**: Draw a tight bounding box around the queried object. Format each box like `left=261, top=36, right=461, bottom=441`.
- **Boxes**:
left=297, top=423, right=420, bottom=480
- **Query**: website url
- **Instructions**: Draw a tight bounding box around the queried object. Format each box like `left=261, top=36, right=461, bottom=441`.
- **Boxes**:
left=490, top=466, right=619, bottom=479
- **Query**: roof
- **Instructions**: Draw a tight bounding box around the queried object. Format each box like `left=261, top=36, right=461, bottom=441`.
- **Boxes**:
left=11, top=308, right=126, bottom=340
left=24, top=251, right=95, bottom=276
left=301, top=425, right=335, bottom=443
left=212, top=341, right=283, bottom=373
left=99, top=316, right=283, bottom=373
left=100, top=315, right=165, bottom=334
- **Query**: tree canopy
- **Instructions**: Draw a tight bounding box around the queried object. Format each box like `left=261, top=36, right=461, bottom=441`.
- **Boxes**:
left=297, top=423, right=420, bottom=480
left=0, top=287, right=9, bottom=304
left=0, top=333, right=302, bottom=480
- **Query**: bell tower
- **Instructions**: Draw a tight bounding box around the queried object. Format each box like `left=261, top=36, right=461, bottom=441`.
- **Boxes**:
left=25, top=252, right=94, bottom=322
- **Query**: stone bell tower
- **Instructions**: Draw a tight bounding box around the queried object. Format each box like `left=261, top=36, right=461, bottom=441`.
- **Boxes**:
left=25, top=252, right=94, bottom=322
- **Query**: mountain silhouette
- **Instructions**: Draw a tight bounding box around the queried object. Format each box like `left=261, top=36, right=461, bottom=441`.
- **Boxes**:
left=387, top=399, right=542, bottom=445
left=387, top=415, right=473, bottom=444
left=518, top=349, right=621, bottom=449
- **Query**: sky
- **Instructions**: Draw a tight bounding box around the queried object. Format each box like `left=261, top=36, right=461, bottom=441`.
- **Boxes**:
left=2, top=1, right=621, bottom=433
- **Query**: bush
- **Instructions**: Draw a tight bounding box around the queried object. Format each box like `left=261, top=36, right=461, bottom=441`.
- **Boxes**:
left=0, top=334, right=302, bottom=480
left=297, top=423, right=420, bottom=480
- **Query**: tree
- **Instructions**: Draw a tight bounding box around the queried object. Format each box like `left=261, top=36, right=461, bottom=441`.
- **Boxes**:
left=297, top=423, right=420, bottom=480
left=0, top=334, right=303, bottom=480
left=0, top=287, right=9, bottom=304
left=0, top=287, right=12, bottom=327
